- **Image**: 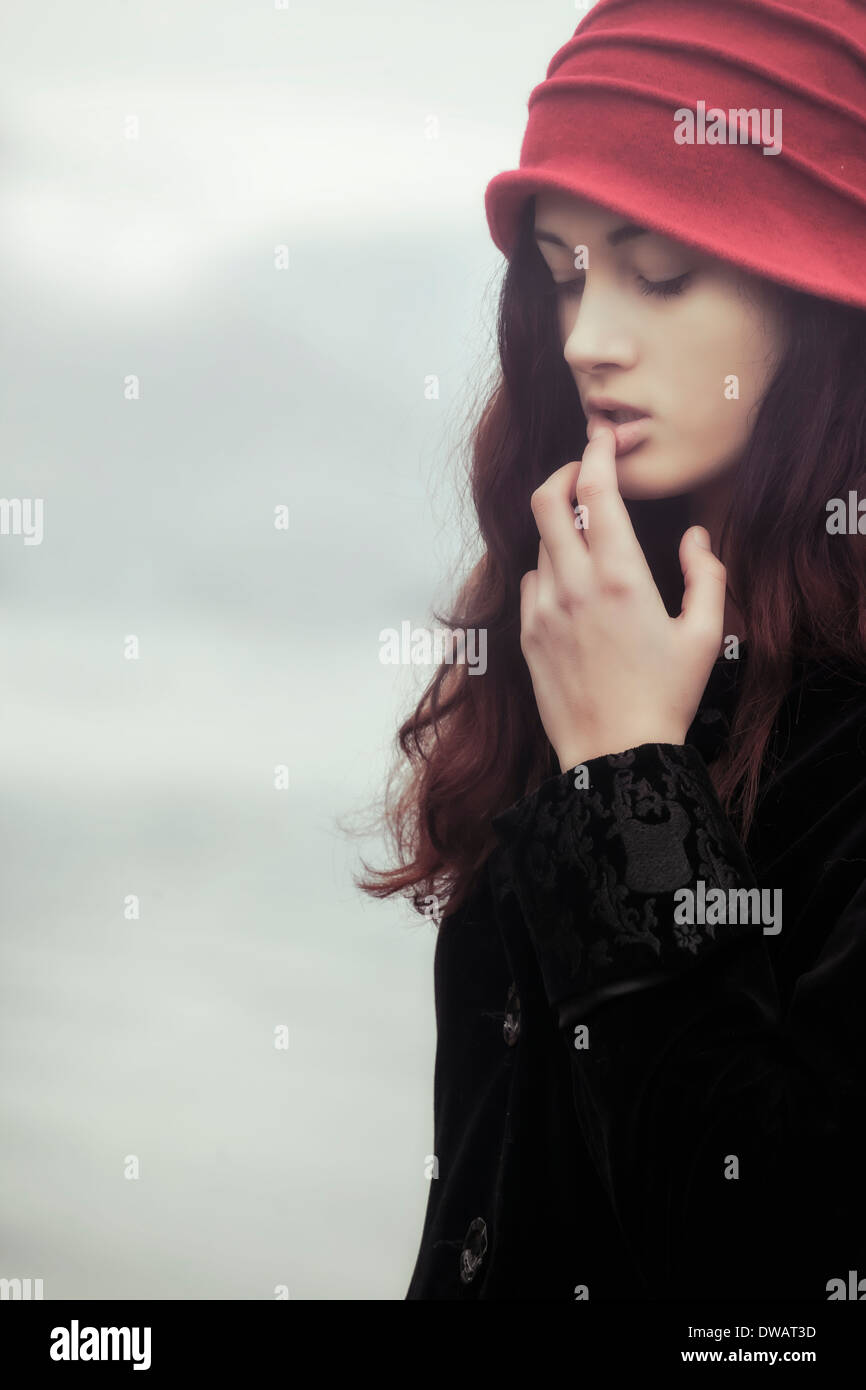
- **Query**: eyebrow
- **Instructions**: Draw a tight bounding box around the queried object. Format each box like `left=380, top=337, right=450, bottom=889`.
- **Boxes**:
left=534, top=223, right=648, bottom=249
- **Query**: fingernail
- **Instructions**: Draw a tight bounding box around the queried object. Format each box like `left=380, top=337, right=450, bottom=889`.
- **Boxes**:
left=693, top=527, right=711, bottom=549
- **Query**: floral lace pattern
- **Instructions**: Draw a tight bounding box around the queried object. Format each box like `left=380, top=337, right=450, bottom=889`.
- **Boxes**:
left=490, top=741, right=759, bottom=1018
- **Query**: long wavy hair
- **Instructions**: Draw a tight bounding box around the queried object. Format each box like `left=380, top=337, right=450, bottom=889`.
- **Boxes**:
left=351, top=194, right=866, bottom=921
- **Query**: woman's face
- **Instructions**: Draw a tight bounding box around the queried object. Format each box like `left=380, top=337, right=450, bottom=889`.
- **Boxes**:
left=533, top=191, right=789, bottom=499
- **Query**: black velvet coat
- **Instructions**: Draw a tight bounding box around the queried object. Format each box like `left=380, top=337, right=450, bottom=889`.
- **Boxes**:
left=405, top=650, right=866, bottom=1300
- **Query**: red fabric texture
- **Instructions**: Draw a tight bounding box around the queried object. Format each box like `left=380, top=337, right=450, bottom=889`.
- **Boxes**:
left=484, top=0, right=866, bottom=308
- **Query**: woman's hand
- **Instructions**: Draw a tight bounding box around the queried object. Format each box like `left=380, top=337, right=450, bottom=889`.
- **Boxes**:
left=520, top=420, right=727, bottom=773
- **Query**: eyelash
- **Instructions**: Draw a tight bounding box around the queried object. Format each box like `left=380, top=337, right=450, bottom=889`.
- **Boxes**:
left=551, top=272, right=693, bottom=300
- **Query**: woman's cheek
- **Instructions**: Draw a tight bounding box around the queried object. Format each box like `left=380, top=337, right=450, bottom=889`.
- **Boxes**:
left=664, top=399, right=745, bottom=477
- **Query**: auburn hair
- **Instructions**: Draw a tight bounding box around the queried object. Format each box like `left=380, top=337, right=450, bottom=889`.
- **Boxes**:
left=350, top=196, right=866, bottom=921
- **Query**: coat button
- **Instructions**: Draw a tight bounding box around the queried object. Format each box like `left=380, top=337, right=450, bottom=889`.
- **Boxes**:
left=459, top=1217, right=488, bottom=1285
left=503, top=982, right=521, bottom=1046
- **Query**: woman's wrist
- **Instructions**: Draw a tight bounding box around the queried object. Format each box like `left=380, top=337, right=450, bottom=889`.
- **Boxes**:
left=556, top=726, right=688, bottom=773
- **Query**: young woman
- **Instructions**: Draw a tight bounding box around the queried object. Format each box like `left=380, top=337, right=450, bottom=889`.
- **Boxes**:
left=355, top=0, right=866, bottom=1299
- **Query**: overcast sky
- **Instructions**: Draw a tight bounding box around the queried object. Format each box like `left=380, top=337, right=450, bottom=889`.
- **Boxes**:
left=0, top=0, right=594, bottom=1299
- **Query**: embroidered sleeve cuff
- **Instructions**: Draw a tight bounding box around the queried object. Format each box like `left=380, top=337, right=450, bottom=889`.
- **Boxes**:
left=490, top=741, right=763, bottom=1019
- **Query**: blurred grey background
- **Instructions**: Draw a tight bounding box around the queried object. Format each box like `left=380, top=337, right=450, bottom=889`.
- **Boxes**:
left=0, top=0, right=588, bottom=1298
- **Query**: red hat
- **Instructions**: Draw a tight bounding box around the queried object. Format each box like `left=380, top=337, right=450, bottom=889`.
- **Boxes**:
left=484, top=0, right=866, bottom=309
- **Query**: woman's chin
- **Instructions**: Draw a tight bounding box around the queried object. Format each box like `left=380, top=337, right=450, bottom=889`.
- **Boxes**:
left=615, top=444, right=685, bottom=500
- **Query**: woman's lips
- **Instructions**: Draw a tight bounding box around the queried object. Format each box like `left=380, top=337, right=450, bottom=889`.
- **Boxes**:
left=586, top=408, right=651, bottom=458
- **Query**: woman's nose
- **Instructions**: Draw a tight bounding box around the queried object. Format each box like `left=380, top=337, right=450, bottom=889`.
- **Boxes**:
left=562, top=285, right=639, bottom=377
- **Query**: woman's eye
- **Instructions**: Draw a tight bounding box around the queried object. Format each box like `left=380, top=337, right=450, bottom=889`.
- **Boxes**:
left=549, top=271, right=693, bottom=300
left=637, top=271, right=692, bottom=298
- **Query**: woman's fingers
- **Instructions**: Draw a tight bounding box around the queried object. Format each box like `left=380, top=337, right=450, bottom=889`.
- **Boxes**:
left=575, top=420, right=652, bottom=584
left=521, top=533, right=559, bottom=623
left=530, top=462, right=592, bottom=585
left=537, top=536, right=552, bottom=581
left=678, top=526, right=727, bottom=653
left=530, top=422, right=651, bottom=597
